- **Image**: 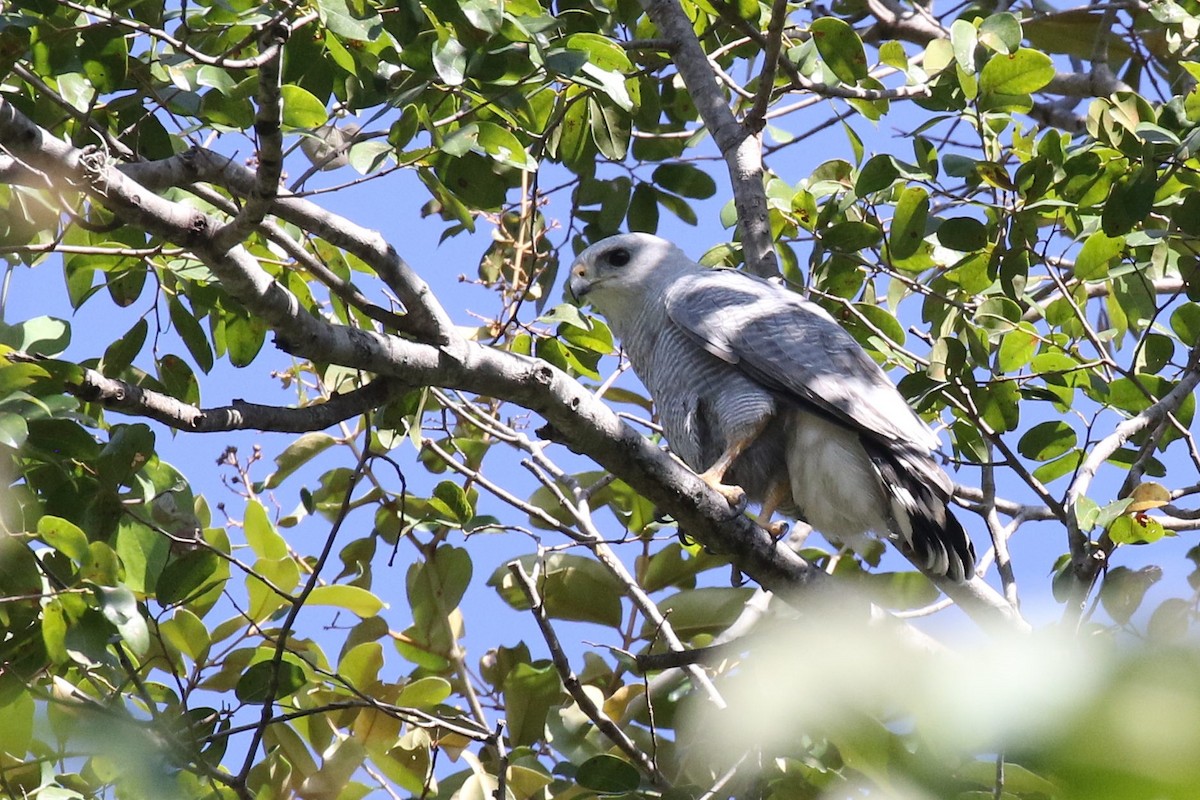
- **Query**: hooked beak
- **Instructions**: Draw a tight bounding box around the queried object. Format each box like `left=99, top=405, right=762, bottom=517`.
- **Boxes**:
left=565, top=262, right=592, bottom=305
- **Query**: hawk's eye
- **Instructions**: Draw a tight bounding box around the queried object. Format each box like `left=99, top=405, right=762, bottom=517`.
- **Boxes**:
left=606, top=248, right=631, bottom=267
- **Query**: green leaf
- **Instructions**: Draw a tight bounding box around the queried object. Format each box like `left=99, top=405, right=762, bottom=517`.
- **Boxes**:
left=1101, top=168, right=1157, bottom=236
left=374, top=729, right=432, bottom=793
left=855, top=155, right=900, bottom=197
left=0, top=690, right=34, bottom=758
left=1032, top=450, right=1082, bottom=484
left=811, top=17, right=868, bottom=84
left=105, top=262, right=147, bottom=308
left=1147, top=598, right=1191, bottom=642
left=889, top=186, right=929, bottom=260
left=997, top=321, right=1039, bottom=372
left=639, top=587, right=755, bottom=638
left=475, top=121, right=537, bottom=171
left=395, top=676, right=452, bottom=708
left=0, top=413, right=28, bottom=450
left=158, top=353, right=199, bottom=405
left=950, top=19, right=978, bottom=72
left=1074, top=495, right=1100, bottom=531
left=638, top=542, right=724, bottom=592
left=201, top=91, right=254, bottom=128
left=101, top=318, right=148, bottom=376
left=96, top=585, right=149, bottom=655
left=159, top=608, right=211, bottom=661
left=854, top=304, right=906, bottom=347
left=236, top=659, right=306, bottom=704
left=156, top=550, right=224, bottom=607
left=224, top=309, right=267, bottom=367
left=979, top=49, right=1055, bottom=96
left=861, top=570, right=940, bottom=610
left=80, top=26, right=128, bottom=93
left=1108, top=515, right=1167, bottom=546
left=38, top=515, right=90, bottom=563
left=168, top=296, right=214, bottom=373
left=1018, top=421, right=1078, bottom=461
left=976, top=378, right=1020, bottom=432
left=1075, top=231, right=1125, bottom=280
left=429, top=480, right=474, bottom=525
left=1171, top=303, right=1200, bottom=343
left=0, top=533, right=41, bottom=598
left=490, top=554, right=624, bottom=628
left=460, top=0, right=503, bottom=33
left=316, top=0, right=383, bottom=39
left=576, top=755, right=640, bottom=794
left=503, top=662, right=562, bottom=747
left=428, top=155, right=504, bottom=215
left=842, top=118, right=866, bottom=162
left=654, top=187, right=697, bottom=226
left=589, top=97, right=630, bottom=162
left=3, top=315, right=70, bottom=356
left=943, top=153, right=977, bottom=177
left=1099, top=565, right=1161, bottom=624
left=433, top=36, right=468, bottom=86
left=339, top=641, right=384, bottom=687
left=565, top=32, right=633, bottom=74
left=936, top=217, right=988, bottom=251
left=879, top=40, right=908, bottom=71
left=627, top=182, right=659, bottom=233
left=979, top=12, right=1023, bottom=54
left=822, top=221, right=883, bottom=251
left=262, top=432, right=336, bottom=490
left=244, top=500, right=287, bottom=560
left=652, top=163, right=717, bottom=199
left=280, top=85, right=328, bottom=128
left=115, top=515, right=170, bottom=594
left=307, top=585, right=386, bottom=617
left=43, top=600, right=68, bottom=664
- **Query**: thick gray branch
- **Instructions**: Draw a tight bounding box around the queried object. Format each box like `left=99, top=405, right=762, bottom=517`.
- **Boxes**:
left=10, top=353, right=405, bottom=432
left=639, top=0, right=779, bottom=278
left=120, top=148, right=459, bottom=348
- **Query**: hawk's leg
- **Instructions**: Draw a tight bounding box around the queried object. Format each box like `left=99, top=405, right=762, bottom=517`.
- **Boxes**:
left=696, top=420, right=770, bottom=509
left=756, top=482, right=790, bottom=539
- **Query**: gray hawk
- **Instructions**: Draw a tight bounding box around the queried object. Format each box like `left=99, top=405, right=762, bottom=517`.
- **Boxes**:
left=566, top=232, right=975, bottom=582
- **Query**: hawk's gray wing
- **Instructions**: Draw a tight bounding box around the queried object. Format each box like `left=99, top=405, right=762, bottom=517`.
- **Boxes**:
left=663, top=269, right=940, bottom=453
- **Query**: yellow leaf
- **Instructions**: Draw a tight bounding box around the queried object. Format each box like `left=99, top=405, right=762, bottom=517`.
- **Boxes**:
left=1128, top=481, right=1170, bottom=512
left=603, top=683, right=645, bottom=722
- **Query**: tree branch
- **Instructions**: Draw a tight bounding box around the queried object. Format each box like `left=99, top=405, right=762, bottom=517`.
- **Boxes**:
left=508, top=561, right=666, bottom=786
left=638, top=0, right=779, bottom=278
left=10, top=351, right=406, bottom=433
left=1065, top=342, right=1200, bottom=588
left=119, top=148, right=461, bottom=348
left=211, top=25, right=287, bottom=253
left=745, top=0, right=791, bottom=131
left=56, top=0, right=317, bottom=70
left=237, top=441, right=371, bottom=785
left=953, top=483, right=1057, bottom=521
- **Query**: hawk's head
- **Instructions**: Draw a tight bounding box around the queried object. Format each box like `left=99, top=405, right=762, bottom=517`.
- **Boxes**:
left=565, top=233, right=689, bottom=312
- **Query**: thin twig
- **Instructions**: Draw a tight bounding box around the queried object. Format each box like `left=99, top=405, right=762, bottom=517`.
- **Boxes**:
left=237, top=439, right=373, bottom=785
left=508, top=561, right=666, bottom=786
